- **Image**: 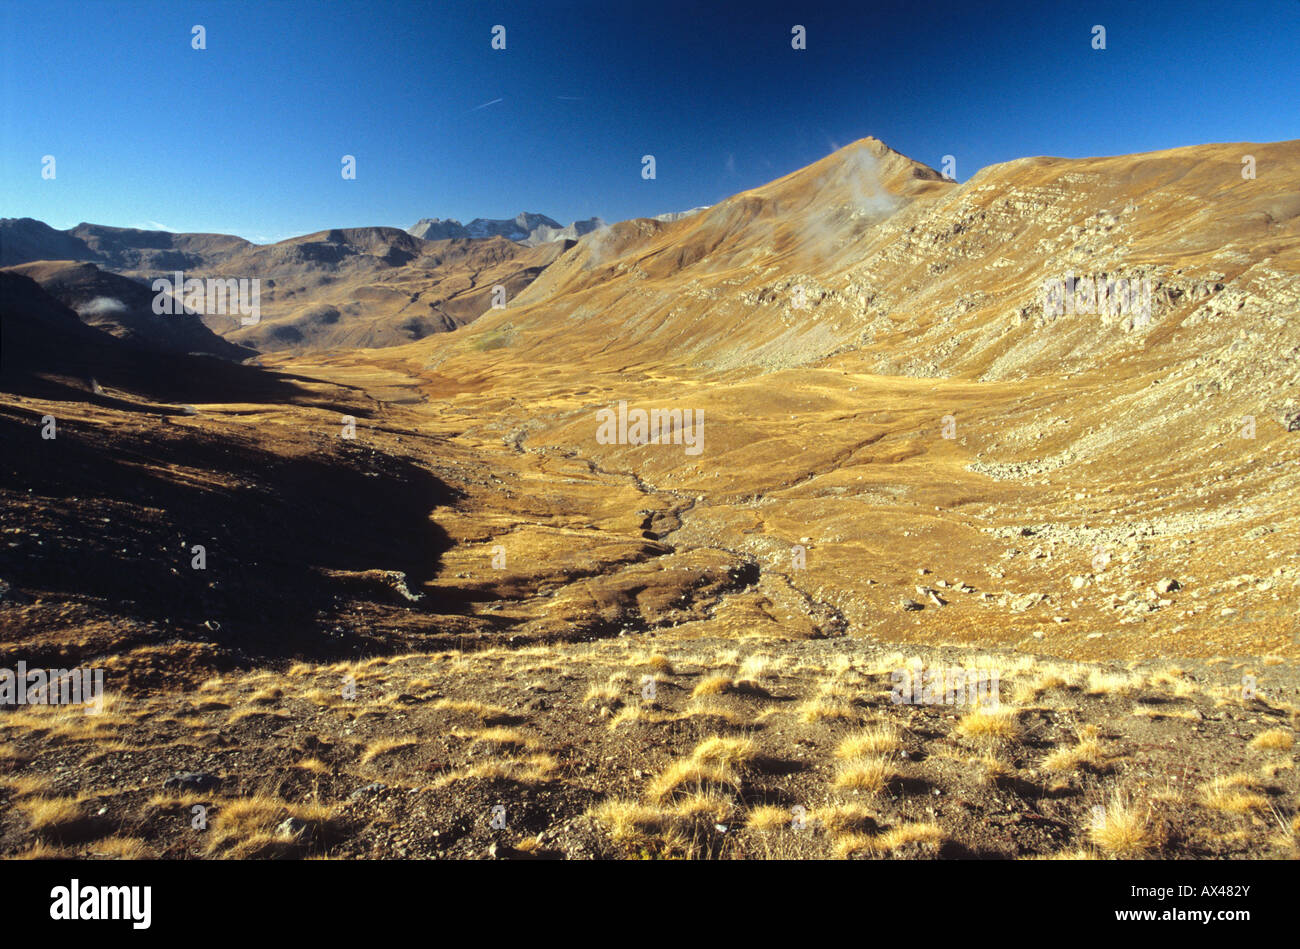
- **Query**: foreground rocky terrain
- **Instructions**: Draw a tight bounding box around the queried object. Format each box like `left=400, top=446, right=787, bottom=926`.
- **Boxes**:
left=1, top=137, right=1297, bottom=859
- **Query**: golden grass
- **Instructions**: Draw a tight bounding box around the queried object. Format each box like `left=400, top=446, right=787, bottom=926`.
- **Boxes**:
left=84, top=836, right=153, bottom=860
left=691, top=736, right=758, bottom=770
left=1043, top=730, right=1106, bottom=773
left=682, top=700, right=748, bottom=726
left=13, top=840, right=67, bottom=859
left=18, top=796, right=89, bottom=838
left=736, top=655, right=772, bottom=681
left=590, top=799, right=671, bottom=844
left=877, top=821, right=944, bottom=852
left=638, top=653, right=674, bottom=674
left=1201, top=775, right=1270, bottom=814
left=814, top=803, right=877, bottom=837
left=472, top=727, right=534, bottom=752
left=1011, top=669, right=1073, bottom=704
left=745, top=805, right=791, bottom=831
left=1249, top=729, right=1294, bottom=752
left=835, top=725, right=902, bottom=758
left=206, top=796, right=342, bottom=856
left=1, top=773, right=53, bottom=797
left=359, top=737, right=418, bottom=766
left=431, top=698, right=516, bottom=724
left=671, top=791, right=735, bottom=823
left=434, top=753, right=557, bottom=787
left=797, top=699, right=859, bottom=724
left=691, top=675, right=732, bottom=697
left=645, top=759, right=737, bottom=803
left=583, top=683, right=624, bottom=710
left=834, top=821, right=943, bottom=857
left=832, top=754, right=895, bottom=793
left=1088, top=795, right=1161, bottom=855
left=955, top=705, right=1020, bottom=742
left=816, top=677, right=857, bottom=701
left=1261, top=759, right=1295, bottom=779
left=976, top=753, right=1017, bottom=786
left=1131, top=704, right=1200, bottom=721
left=1086, top=669, right=1143, bottom=696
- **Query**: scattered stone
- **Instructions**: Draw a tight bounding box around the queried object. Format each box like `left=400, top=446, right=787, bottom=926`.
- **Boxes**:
left=163, top=771, right=219, bottom=792
left=276, top=817, right=308, bottom=838
left=900, top=598, right=924, bottom=612
left=1156, top=578, right=1181, bottom=594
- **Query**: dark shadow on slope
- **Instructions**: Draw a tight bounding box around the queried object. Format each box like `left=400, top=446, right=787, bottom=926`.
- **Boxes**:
left=0, top=407, right=457, bottom=661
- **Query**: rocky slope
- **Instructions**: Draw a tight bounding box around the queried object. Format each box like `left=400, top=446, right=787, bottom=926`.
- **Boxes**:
left=407, top=212, right=604, bottom=246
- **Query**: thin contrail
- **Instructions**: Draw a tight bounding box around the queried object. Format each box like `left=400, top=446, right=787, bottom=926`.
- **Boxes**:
left=466, top=97, right=503, bottom=113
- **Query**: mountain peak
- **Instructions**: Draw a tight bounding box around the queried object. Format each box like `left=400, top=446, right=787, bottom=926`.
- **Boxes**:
left=407, top=212, right=601, bottom=246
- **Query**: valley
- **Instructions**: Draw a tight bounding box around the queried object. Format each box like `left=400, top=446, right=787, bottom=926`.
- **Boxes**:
left=2, top=137, right=1298, bottom=860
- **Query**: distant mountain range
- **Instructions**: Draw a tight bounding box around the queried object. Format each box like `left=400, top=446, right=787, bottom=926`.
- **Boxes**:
left=0, top=205, right=711, bottom=359
left=406, top=212, right=606, bottom=247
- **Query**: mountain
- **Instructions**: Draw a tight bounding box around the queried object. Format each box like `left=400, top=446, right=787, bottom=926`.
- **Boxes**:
left=0, top=218, right=97, bottom=266
left=206, top=229, right=568, bottom=352
left=0, top=218, right=256, bottom=272
left=424, top=136, right=1300, bottom=392
left=519, top=216, right=605, bottom=246
left=370, top=134, right=1300, bottom=676
left=652, top=206, right=710, bottom=223
left=0, top=220, right=570, bottom=354
left=1, top=260, right=255, bottom=361
left=0, top=270, right=297, bottom=404
left=407, top=212, right=605, bottom=246
left=6, top=136, right=1300, bottom=862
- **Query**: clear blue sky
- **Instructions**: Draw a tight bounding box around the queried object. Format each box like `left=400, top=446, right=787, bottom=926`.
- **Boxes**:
left=2, top=0, right=1297, bottom=243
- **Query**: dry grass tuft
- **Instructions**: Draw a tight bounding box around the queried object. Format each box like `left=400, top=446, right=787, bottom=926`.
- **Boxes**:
left=797, top=699, right=859, bottom=724
left=1088, top=794, right=1161, bottom=855
left=745, top=805, right=792, bottom=831
left=691, top=675, right=732, bottom=698
left=1249, top=729, right=1294, bottom=752
left=1202, top=775, right=1270, bottom=814
left=814, top=803, right=878, bottom=837
left=645, top=759, right=737, bottom=803
left=1043, top=729, right=1106, bottom=773
left=83, top=836, right=154, bottom=860
left=835, top=725, right=902, bottom=758
left=955, top=705, right=1021, bottom=743
left=359, top=737, right=418, bottom=767
left=691, top=736, right=758, bottom=770
left=436, top=753, right=557, bottom=787
left=18, top=796, right=88, bottom=839
left=832, top=754, right=895, bottom=794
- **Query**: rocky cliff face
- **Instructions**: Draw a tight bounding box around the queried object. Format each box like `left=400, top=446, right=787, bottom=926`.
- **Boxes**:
left=407, top=212, right=604, bottom=246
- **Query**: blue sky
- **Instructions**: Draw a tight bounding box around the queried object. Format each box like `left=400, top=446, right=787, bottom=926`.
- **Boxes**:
left=2, top=0, right=1297, bottom=243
